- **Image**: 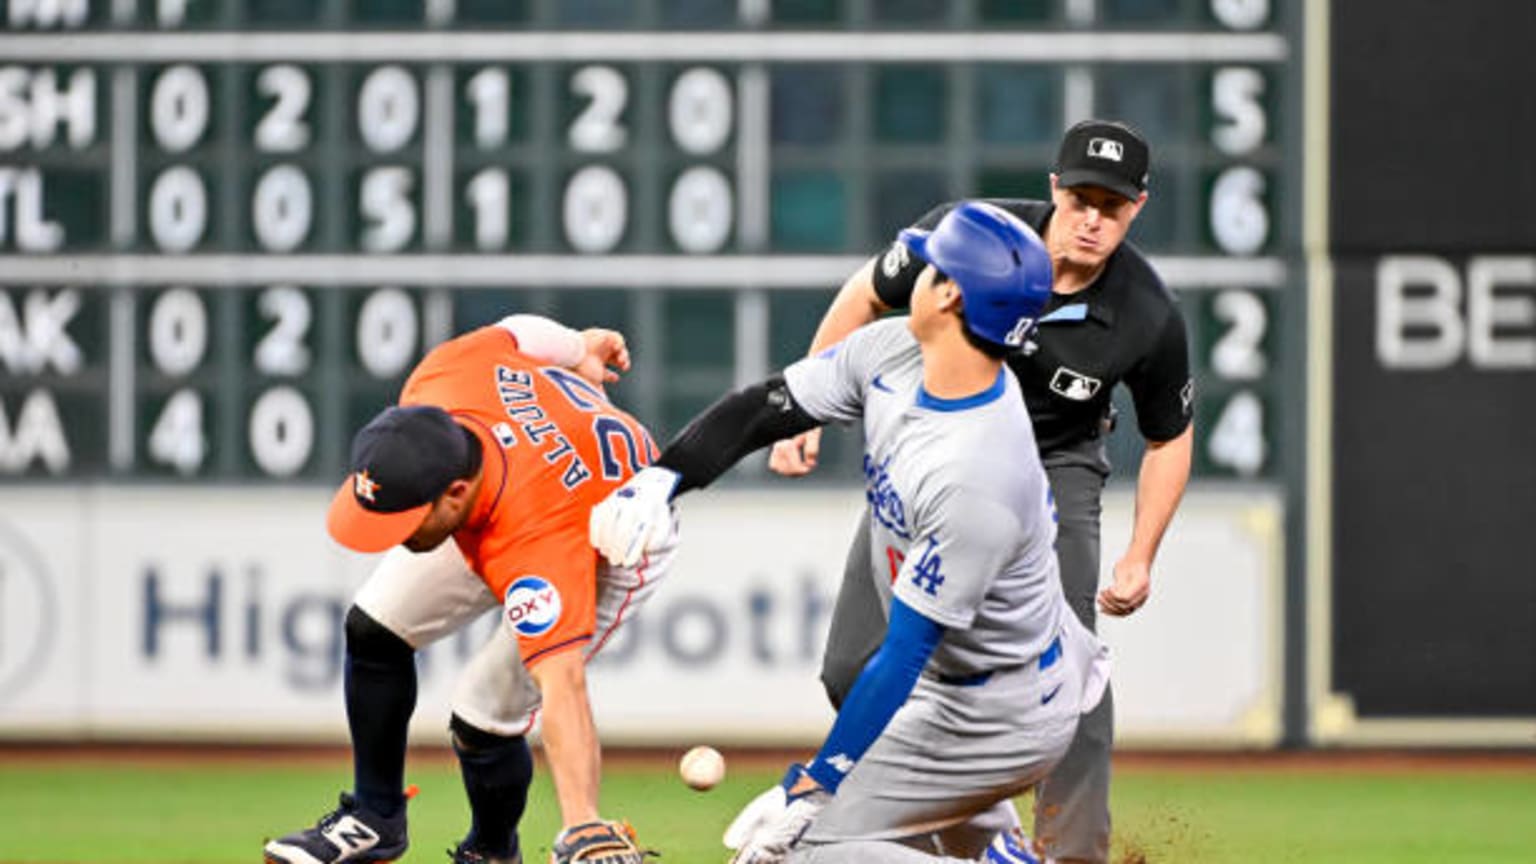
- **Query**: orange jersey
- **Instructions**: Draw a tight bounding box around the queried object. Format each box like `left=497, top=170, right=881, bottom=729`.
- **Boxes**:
left=399, top=325, right=658, bottom=666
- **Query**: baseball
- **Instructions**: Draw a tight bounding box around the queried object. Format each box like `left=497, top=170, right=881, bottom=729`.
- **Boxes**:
left=679, top=745, right=726, bottom=791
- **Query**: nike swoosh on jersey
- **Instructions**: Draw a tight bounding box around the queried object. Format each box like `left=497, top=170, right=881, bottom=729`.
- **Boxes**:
left=1041, top=683, right=1064, bottom=705
left=871, top=374, right=895, bottom=393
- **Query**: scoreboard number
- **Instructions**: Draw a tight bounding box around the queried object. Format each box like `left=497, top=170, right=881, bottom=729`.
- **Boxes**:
left=465, top=167, right=509, bottom=250
left=360, top=166, right=415, bottom=253
left=248, top=384, right=312, bottom=477
left=464, top=67, right=509, bottom=150
left=669, top=165, right=732, bottom=254
left=563, top=164, right=627, bottom=254
left=669, top=67, right=732, bottom=155
left=149, top=64, right=207, bottom=153
left=253, top=286, right=312, bottom=378
left=254, top=65, right=312, bottom=153
left=1207, top=390, right=1266, bottom=478
left=357, top=65, right=420, bottom=155
left=147, top=287, right=206, bottom=377
left=1211, top=67, right=1266, bottom=155
left=1210, top=290, right=1268, bottom=381
left=568, top=65, right=628, bottom=154
left=251, top=164, right=313, bottom=253
left=356, top=287, right=419, bottom=379
left=1209, top=166, right=1269, bottom=256
left=147, top=387, right=203, bottom=475
left=147, top=164, right=206, bottom=252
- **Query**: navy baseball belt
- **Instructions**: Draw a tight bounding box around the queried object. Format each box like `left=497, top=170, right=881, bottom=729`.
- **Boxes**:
left=930, top=634, right=1062, bottom=687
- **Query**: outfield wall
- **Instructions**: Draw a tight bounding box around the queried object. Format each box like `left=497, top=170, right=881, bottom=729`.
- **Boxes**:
left=0, top=486, right=1282, bottom=747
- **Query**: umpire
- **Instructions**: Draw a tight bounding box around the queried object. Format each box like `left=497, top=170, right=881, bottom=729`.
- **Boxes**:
left=769, top=119, right=1192, bottom=864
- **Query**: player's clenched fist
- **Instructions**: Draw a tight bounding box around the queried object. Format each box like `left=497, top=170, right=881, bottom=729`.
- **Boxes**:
left=575, top=327, right=631, bottom=386
left=551, top=819, right=654, bottom=863
left=767, top=428, right=823, bottom=476
left=589, top=466, right=680, bottom=567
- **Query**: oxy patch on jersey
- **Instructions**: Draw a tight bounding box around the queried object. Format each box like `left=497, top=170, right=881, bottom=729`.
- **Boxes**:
left=504, top=576, right=563, bottom=637
left=863, top=452, right=910, bottom=539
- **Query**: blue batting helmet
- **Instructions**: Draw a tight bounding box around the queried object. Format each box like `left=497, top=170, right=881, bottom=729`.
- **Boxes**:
left=899, top=201, right=1052, bottom=349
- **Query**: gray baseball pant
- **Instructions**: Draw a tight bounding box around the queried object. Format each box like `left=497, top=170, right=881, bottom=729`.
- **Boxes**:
left=819, top=462, right=1111, bottom=863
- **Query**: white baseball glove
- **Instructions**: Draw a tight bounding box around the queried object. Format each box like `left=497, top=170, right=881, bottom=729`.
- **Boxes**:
left=589, top=466, right=680, bottom=568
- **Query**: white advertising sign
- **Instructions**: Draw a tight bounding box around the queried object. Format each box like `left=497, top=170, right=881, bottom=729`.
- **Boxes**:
left=0, top=486, right=1281, bottom=746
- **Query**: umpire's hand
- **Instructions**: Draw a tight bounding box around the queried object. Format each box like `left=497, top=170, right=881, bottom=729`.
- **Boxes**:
left=767, top=428, right=822, bottom=476
left=1098, top=557, right=1151, bottom=616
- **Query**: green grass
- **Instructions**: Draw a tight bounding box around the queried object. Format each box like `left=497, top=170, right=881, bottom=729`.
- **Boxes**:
left=1, top=758, right=1533, bottom=863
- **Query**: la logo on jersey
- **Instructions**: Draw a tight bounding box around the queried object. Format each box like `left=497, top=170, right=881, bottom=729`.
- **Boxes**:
left=1087, top=137, right=1124, bottom=161
left=504, top=576, right=562, bottom=637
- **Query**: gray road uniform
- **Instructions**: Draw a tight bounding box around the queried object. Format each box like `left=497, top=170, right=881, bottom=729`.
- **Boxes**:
left=782, top=319, right=1108, bottom=860
left=820, top=199, right=1192, bottom=862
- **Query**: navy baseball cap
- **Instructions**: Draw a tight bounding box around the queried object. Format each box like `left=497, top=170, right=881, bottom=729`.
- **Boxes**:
left=326, top=404, right=480, bottom=553
left=1055, top=119, right=1150, bottom=201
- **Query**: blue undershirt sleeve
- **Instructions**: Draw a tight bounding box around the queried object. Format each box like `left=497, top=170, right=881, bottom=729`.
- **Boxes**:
left=803, top=597, right=945, bottom=794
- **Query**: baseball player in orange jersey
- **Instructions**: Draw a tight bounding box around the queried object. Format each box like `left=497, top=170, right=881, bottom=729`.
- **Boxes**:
left=264, top=315, right=674, bottom=864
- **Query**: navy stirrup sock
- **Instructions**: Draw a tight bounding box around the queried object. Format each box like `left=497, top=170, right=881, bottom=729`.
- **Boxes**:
left=451, top=714, right=533, bottom=857
left=343, top=606, right=418, bottom=819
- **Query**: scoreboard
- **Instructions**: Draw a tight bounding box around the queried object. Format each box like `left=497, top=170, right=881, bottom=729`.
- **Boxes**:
left=0, top=0, right=1299, bottom=484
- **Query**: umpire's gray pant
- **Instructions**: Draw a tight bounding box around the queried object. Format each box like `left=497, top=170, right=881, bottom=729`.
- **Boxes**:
left=819, top=460, right=1111, bottom=863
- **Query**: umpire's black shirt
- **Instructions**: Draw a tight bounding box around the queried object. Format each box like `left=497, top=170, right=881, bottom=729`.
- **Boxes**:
left=871, top=199, right=1192, bottom=469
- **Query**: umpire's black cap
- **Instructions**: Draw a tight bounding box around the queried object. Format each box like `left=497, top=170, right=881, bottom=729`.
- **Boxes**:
left=1055, top=119, right=1150, bottom=201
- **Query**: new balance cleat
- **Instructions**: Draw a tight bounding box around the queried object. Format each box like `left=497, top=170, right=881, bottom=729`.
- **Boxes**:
left=981, top=828, right=1043, bottom=864
left=264, top=790, right=411, bottom=864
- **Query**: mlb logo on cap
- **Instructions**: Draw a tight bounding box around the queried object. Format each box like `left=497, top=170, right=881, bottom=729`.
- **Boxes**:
left=1056, top=119, right=1150, bottom=201
left=1087, top=138, right=1124, bottom=161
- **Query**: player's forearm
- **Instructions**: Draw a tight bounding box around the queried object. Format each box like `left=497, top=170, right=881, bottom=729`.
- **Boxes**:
left=655, top=375, right=820, bottom=494
left=1124, top=424, right=1193, bottom=565
left=529, top=650, right=602, bottom=827
left=807, top=258, right=889, bottom=353
left=805, top=598, right=941, bottom=793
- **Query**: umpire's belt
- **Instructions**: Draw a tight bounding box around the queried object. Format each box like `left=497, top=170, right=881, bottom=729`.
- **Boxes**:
left=930, top=635, right=1062, bottom=687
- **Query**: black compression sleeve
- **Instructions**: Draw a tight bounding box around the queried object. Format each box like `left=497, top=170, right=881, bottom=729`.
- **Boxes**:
left=654, top=375, right=822, bottom=494
left=870, top=201, right=956, bottom=309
